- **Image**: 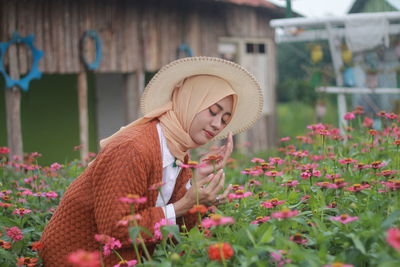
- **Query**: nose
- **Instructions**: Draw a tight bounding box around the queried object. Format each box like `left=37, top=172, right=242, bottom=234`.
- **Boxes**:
left=210, top=115, right=222, bottom=130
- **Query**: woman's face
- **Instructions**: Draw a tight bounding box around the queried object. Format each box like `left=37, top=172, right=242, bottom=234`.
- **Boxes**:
left=189, top=95, right=233, bottom=145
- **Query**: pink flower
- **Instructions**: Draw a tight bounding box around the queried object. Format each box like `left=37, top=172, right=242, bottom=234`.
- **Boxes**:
left=363, top=117, right=374, bottom=128
left=290, top=233, right=308, bottom=244
left=68, top=249, right=101, bottom=267
left=280, top=137, right=291, bottom=142
left=250, top=216, right=271, bottom=224
left=248, top=179, right=262, bottom=186
left=261, top=198, right=286, bottom=208
left=179, top=160, right=206, bottom=168
left=386, top=228, right=400, bottom=251
left=265, top=170, right=284, bottom=176
left=251, top=157, right=265, bottom=163
left=12, top=208, right=32, bottom=216
left=45, top=191, right=58, bottom=199
left=269, top=157, right=285, bottom=165
left=280, top=180, right=299, bottom=187
left=5, top=226, right=23, bottom=241
left=50, top=162, right=62, bottom=171
left=94, top=234, right=122, bottom=256
left=270, top=250, right=292, bottom=267
left=0, top=147, right=10, bottom=154
left=330, top=214, right=358, bottom=224
left=344, top=112, right=356, bottom=120
left=119, top=194, right=147, bottom=204
left=272, top=208, right=299, bottom=219
left=113, top=260, right=137, bottom=267
left=338, top=158, right=358, bottom=164
left=228, top=190, right=252, bottom=199
left=201, top=214, right=234, bottom=229
left=301, top=171, right=312, bottom=180
left=326, top=173, right=341, bottom=179
left=154, top=218, right=174, bottom=240
left=343, top=183, right=370, bottom=192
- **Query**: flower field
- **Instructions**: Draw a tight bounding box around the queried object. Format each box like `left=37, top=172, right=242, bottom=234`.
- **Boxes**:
left=1, top=108, right=400, bottom=267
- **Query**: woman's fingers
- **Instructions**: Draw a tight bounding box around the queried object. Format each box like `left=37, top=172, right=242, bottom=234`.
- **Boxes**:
left=210, top=172, right=225, bottom=196
left=216, top=184, right=231, bottom=205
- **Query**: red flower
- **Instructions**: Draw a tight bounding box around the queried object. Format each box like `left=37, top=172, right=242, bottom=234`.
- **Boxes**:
left=208, top=242, right=234, bottom=261
left=29, top=241, right=43, bottom=251
left=16, top=257, right=39, bottom=267
left=68, top=249, right=101, bottom=267
left=0, top=239, right=12, bottom=249
left=386, top=228, right=400, bottom=251
left=203, top=155, right=224, bottom=164
left=261, top=198, right=285, bottom=208
left=343, top=183, right=370, bottom=192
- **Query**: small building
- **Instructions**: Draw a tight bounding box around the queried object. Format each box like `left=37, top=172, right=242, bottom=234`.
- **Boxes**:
left=0, top=0, right=285, bottom=164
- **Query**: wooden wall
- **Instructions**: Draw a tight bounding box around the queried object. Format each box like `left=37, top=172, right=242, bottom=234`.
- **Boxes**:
left=0, top=0, right=276, bottom=74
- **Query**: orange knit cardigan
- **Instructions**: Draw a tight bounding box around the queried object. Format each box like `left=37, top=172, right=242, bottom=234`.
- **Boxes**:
left=39, top=120, right=197, bottom=266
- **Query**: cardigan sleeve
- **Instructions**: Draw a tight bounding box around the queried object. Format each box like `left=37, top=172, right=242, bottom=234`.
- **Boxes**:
left=91, top=142, right=164, bottom=247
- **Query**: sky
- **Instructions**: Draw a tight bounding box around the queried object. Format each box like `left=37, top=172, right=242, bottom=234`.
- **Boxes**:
left=268, top=0, right=357, bottom=17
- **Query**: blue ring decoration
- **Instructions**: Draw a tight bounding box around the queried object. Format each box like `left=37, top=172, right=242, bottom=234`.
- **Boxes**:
left=0, top=32, right=43, bottom=92
left=176, top=43, right=193, bottom=58
left=81, top=30, right=102, bottom=70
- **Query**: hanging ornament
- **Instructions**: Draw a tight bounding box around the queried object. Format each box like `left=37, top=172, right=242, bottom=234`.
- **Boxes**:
left=311, top=45, right=323, bottom=64
left=0, top=32, right=43, bottom=91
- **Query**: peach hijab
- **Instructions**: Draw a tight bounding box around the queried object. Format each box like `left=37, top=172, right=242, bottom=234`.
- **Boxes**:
left=100, top=75, right=237, bottom=161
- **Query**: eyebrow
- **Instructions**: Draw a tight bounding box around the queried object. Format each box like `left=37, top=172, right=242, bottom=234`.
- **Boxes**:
left=214, top=103, right=232, bottom=116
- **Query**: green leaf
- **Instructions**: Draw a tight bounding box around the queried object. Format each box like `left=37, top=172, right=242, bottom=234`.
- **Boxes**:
left=258, top=225, right=273, bottom=244
left=381, top=210, right=400, bottom=230
left=348, top=233, right=366, bottom=255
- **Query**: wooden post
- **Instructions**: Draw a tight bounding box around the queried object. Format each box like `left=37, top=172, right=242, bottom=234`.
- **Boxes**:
left=77, top=71, right=89, bottom=161
left=5, top=44, right=23, bottom=161
left=5, top=88, right=23, bottom=161
left=124, top=70, right=144, bottom=123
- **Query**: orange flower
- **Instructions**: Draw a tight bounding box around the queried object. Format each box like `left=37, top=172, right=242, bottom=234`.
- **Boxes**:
left=16, top=257, right=39, bottom=267
left=208, top=242, right=234, bottom=261
left=188, top=204, right=208, bottom=215
left=0, top=239, right=12, bottom=249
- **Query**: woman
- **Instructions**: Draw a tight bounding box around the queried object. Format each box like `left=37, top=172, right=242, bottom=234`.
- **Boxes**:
left=39, top=56, right=263, bottom=266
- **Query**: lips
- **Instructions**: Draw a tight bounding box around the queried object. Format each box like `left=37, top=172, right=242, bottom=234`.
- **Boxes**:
left=204, top=130, right=215, bottom=138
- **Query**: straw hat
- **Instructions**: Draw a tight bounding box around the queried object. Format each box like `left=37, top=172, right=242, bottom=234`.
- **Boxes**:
left=141, top=56, right=264, bottom=140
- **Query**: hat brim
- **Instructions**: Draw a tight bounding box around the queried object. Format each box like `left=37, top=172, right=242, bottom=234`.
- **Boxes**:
left=141, top=56, right=264, bottom=140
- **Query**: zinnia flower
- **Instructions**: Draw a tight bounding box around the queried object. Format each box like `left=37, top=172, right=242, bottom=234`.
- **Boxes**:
left=16, top=257, right=39, bottom=267
left=250, top=216, right=270, bottom=225
left=386, top=227, right=400, bottom=251
left=0, top=239, right=12, bottom=249
left=5, top=226, right=23, bottom=241
left=113, top=260, right=137, bottom=267
left=94, top=234, right=122, bottom=256
left=330, top=214, right=358, bottom=224
left=270, top=250, right=292, bottom=267
left=261, top=198, right=285, bottom=208
left=208, top=242, right=234, bottom=261
left=188, top=204, right=208, bottom=215
left=119, top=194, right=147, bottom=204
left=344, top=112, right=355, bottom=120
left=272, top=208, right=299, bottom=219
left=289, top=233, right=308, bottom=244
left=68, top=249, right=101, bottom=267
left=12, top=208, right=32, bottom=216
left=323, top=262, right=354, bottom=267
left=343, top=183, right=370, bottom=192
left=228, top=190, right=252, bottom=199
left=280, top=180, right=299, bottom=187
left=154, top=218, right=174, bottom=240
left=201, top=214, right=234, bottom=229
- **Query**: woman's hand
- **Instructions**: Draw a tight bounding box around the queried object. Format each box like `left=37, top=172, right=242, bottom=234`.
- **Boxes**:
left=195, top=132, right=234, bottom=178
left=173, top=169, right=228, bottom=217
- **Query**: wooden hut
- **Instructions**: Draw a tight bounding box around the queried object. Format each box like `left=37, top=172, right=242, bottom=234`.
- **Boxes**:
left=0, top=0, right=285, bottom=163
